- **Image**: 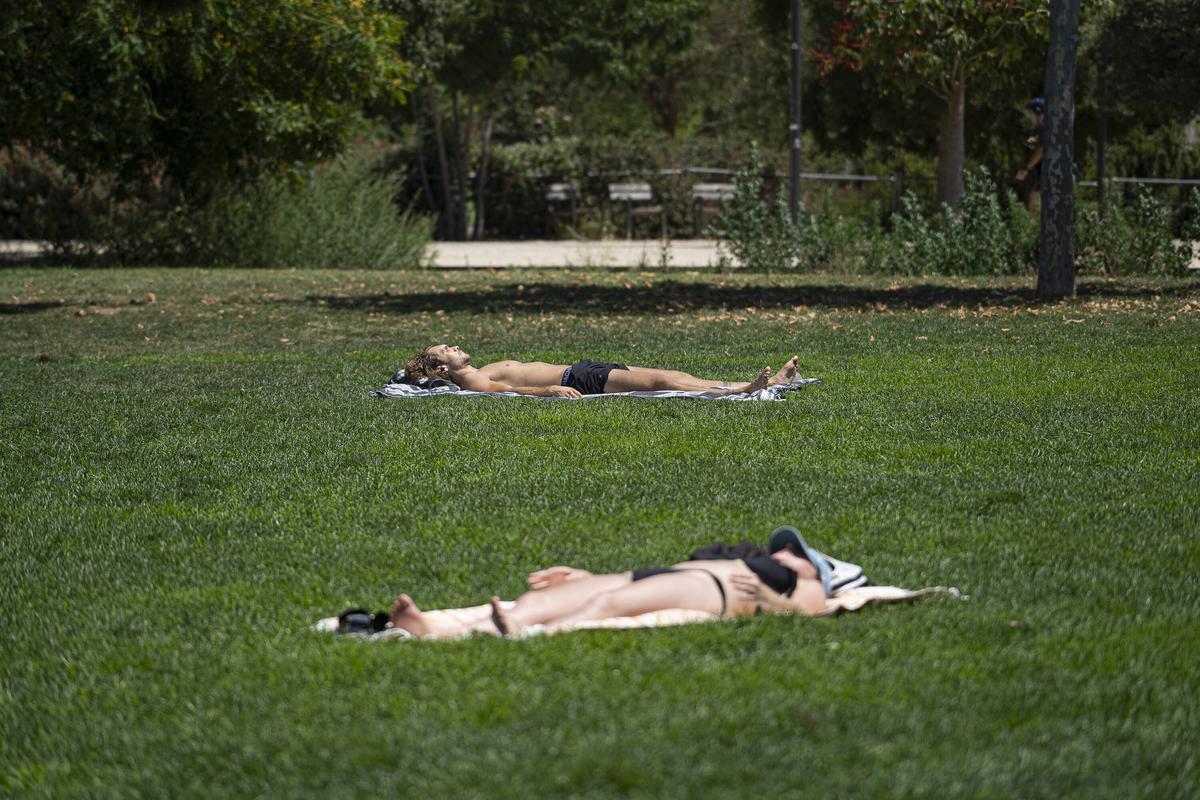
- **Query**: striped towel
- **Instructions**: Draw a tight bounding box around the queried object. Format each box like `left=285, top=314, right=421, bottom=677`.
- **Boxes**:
left=372, top=370, right=821, bottom=402
left=314, top=563, right=960, bottom=642
left=313, top=583, right=961, bottom=642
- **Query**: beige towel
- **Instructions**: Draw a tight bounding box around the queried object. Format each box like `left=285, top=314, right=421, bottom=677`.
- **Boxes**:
left=315, top=586, right=960, bottom=640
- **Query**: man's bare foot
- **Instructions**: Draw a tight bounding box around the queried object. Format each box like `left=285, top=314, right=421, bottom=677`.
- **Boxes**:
left=389, top=593, right=431, bottom=637
left=770, top=356, right=799, bottom=386
left=728, top=367, right=770, bottom=395
left=490, top=595, right=523, bottom=637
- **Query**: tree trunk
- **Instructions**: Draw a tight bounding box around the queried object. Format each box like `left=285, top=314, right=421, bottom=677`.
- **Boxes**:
left=646, top=76, right=681, bottom=138
left=411, top=99, right=439, bottom=219
left=428, top=84, right=454, bottom=240
left=452, top=93, right=469, bottom=241
left=473, top=115, right=494, bottom=241
left=1097, top=67, right=1107, bottom=219
left=936, top=72, right=966, bottom=211
left=1038, top=0, right=1082, bottom=299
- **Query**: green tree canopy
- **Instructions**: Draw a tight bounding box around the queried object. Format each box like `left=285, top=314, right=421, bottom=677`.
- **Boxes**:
left=383, top=0, right=711, bottom=239
left=812, top=0, right=1049, bottom=209
left=1, top=0, right=409, bottom=194
left=1094, top=0, right=1200, bottom=124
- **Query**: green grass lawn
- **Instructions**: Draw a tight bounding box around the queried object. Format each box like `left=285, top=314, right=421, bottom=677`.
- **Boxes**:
left=2, top=267, right=1198, bottom=799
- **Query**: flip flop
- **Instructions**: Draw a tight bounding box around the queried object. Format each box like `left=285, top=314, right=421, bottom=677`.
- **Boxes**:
left=767, top=526, right=834, bottom=597
left=336, top=608, right=390, bottom=635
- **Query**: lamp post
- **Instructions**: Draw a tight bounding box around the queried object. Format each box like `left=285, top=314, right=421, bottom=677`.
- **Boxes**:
left=788, top=0, right=802, bottom=221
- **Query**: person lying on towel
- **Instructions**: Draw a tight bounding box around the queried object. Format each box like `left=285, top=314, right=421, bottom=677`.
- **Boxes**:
left=387, top=527, right=833, bottom=639
left=403, top=344, right=800, bottom=398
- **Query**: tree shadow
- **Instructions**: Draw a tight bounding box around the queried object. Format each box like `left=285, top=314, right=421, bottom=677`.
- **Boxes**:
left=304, top=278, right=1199, bottom=316
left=0, top=300, right=67, bottom=315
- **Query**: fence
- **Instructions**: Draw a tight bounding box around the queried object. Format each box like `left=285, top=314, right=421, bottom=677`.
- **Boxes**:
left=405, top=165, right=1200, bottom=240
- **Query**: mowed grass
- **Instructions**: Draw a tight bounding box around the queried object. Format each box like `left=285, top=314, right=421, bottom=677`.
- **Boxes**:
left=1, top=267, right=1198, bottom=799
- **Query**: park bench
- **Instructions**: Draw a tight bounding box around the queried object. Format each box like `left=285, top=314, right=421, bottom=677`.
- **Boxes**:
left=690, top=182, right=736, bottom=236
left=608, top=181, right=666, bottom=239
left=544, top=182, right=577, bottom=233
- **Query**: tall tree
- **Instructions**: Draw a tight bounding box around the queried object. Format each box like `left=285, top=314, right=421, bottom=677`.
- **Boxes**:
left=1037, top=0, right=1082, bottom=298
left=813, top=0, right=1049, bottom=210
left=0, top=0, right=409, bottom=196
left=1094, top=0, right=1200, bottom=125
left=384, top=0, right=708, bottom=240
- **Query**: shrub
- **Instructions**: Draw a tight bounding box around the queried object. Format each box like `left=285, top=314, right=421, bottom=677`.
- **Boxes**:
left=1181, top=188, right=1200, bottom=269
left=709, top=144, right=825, bottom=271
left=887, top=168, right=1034, bottom=276
left=192, top=157, right=433, bottom=269
left=483, top=138, right=587, bottom=239
left=7, top=152, right=432, bottom=268
left=1075, top=186, right=1192, bottom=275
left=0, top=145, right=133, bottom=261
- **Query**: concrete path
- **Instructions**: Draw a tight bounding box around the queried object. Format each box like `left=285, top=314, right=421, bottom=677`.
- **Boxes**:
left=428, top=239, right=724, bottom=268
left=5, top=238, right=1198, bottom=269
left=0, top=238, right=726, bottom=267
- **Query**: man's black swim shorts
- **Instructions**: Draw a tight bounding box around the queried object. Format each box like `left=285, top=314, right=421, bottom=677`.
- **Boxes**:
left=561, top=359, right=629, bottom=395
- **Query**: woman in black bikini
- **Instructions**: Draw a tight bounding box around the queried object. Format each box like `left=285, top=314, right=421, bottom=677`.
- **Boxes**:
left=386, top=527, right=834, bottom=639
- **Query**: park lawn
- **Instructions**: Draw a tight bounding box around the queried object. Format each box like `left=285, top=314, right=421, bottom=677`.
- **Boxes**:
left=1, top=266, right=1198, bottom=799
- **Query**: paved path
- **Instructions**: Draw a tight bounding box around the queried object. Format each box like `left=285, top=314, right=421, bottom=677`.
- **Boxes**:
left=428, top=239, right=724, bottom=268
left=5, top=238, right=1198, bottom=269
left=0, top=238, right=725, bottom=267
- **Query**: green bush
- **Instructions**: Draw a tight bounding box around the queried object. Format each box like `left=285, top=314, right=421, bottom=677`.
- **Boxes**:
left=887, top=168, right=1035, bottom=276
left=1076, top=186, right=1192, bottom=275
left=1182, top=188, right=1200, bottom=266
left=192, top=157, right=432, bottom=269
left=23, top=154, right=433, bottom=268
left=483, top=137, right=588, bottom=239
left=821, top=217, right=889, bottom=273
left=0, top=146, right=101, bottom=246
left=709, top=145, right=825, bottom=271
left=2, top=144, right=432, bottom=267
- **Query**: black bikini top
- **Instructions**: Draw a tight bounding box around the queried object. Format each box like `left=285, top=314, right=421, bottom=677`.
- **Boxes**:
left=742, top=556, right=797, bottom=597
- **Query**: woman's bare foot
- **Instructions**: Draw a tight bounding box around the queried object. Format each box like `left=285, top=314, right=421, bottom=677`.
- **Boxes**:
left=389, top=593, right=431, bottom=637
left=490, top=595, right=524, bottom=637
left=770, top=356, right=799, bottom=386
left=728, top=367, right=771, bottom=395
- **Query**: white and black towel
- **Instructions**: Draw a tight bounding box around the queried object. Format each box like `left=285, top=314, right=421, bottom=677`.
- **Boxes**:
left=373, top=370, right=821, bottom=402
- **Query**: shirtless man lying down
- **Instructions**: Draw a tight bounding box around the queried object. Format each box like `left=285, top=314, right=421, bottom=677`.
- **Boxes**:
left=403, top=344, right=799, bottom=398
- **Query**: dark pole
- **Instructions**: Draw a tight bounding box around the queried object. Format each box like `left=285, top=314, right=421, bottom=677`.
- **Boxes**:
left=788, top=0, right=802, bottom=221
left=1097, top=66, right=1107, bottom=219
left=1037, top=0, right=1082, bottom=299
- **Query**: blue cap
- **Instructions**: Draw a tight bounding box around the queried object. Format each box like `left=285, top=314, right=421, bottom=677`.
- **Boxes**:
left=1027, top=97, right=1046, bottom=113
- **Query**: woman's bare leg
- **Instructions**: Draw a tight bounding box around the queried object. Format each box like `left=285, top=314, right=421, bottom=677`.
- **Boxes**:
left=389, top=572, right=634, bottom=639
left=492, top=571, right=725, bottom=636
left=606, top=365, right=771, bottom=395
left=510, top=573, right=633, bottom=623
left=462, top=572, right=633, bottom=635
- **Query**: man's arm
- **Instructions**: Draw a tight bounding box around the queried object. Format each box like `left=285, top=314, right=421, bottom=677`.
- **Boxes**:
left=455, top=373, right=581, bottom=398
left=1016, top=144, right=1043, bottom=181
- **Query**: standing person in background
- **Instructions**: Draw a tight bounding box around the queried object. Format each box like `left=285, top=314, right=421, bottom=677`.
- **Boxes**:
left=1016, top=97, right=1047, bottom=217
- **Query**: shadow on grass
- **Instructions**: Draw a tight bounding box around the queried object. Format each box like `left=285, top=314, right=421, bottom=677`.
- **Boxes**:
left=0, top=300, right=68, bottom=315
left=304, top=278, right=1200, bottom=315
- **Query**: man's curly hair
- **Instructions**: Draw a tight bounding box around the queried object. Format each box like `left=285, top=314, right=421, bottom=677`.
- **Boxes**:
left=404, top=347, right=444, bottom=381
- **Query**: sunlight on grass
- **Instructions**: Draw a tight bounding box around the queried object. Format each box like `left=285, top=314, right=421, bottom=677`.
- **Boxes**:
left=1, top=268, right=1198, bottom=798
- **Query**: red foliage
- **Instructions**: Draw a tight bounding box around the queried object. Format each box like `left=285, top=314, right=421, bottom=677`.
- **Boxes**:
left=811, top=17, right=870, bottom=80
